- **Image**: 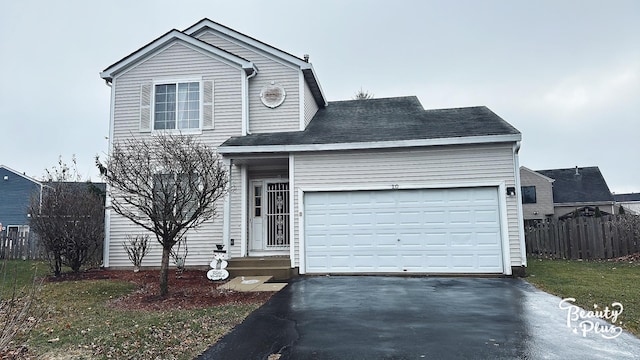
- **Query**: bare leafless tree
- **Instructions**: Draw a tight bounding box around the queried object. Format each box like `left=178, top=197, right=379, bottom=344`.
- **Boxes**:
left=97, top=134, right=228, bottom=296
left=353, top=87, right=374, bottom=100
left=29, top=157, right=104, bottom=276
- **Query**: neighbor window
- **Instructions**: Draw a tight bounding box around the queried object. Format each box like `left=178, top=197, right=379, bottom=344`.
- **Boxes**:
left=521, top=186, right=536, bottom=204
left=154, top=82, right=200, bottom=130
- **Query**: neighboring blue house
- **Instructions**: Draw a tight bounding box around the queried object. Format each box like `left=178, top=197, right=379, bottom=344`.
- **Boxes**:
left=0, top=165, right=44, bottom=238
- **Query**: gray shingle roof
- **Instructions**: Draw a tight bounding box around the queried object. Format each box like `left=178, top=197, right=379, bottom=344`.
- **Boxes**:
left=536, top=167, right=614, bottom=204
left=221, top=96, right=520, bottom=147
left=614, top=193, right=640, bottom=202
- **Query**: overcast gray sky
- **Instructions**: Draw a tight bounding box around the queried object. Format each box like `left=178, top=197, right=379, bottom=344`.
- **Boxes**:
left=1, top=0, right=638, bottom=193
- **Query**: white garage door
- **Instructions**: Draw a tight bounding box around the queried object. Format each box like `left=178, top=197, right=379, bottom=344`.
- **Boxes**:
left=304, top=187, right=503, bottom=273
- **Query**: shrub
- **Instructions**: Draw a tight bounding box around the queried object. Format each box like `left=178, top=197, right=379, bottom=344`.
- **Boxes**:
left=29, top=182, right=104, bottom=275
left=123, top=235, right=151, bottom=272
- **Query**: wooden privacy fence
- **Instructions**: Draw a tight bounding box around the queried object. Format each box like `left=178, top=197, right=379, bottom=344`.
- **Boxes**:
left=0, top=232, right=44, bottom=260
left=526, top=215, right=640, bottom=260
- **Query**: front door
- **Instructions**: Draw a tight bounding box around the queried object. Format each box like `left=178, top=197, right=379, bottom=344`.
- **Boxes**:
left=250, top=180, right=290, bottom=254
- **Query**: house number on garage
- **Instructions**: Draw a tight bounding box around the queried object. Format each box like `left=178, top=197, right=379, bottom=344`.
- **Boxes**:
left=391, top=184, right=399, bottom=190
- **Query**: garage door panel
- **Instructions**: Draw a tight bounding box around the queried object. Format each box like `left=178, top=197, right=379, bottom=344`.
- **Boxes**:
left=373, top=212, right=395, bottom=224
left=449, top=210, right=473, bottom=224
left=329, top=255, right=351, bottom=268
left=398, top=211, right=422, bottom=225
left=476, top=232, right=501, bottom=246
left=451, top=255, right=475, bottom=268
left=306, top=255, right=329, bottom=272
left=425, top=254, right=449, bottom=269
left=449, top=232, right=474, bottom=246
left=305, top=188, right=503, bottom=273
left=476, top=209, right=500, bottom=224
left=352, top=234, right=374, bottom=247
left=424, top=210, right=447, bottom=224
left=399, top=233, right=423, bottom=247
left=425, top=233, right=448, bottom=247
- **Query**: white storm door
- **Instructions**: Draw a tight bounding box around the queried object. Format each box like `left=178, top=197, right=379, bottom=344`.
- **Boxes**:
left=250, top=181, right=290, bottom=252
left=250, top=181, right=264, bottom=251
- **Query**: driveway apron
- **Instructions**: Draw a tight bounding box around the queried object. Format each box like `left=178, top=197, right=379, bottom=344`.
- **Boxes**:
left=198, top=277, right=640, bottom=360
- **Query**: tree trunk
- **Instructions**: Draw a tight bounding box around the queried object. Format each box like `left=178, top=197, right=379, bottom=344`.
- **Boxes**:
left=159, top=245, right=171, bottom=297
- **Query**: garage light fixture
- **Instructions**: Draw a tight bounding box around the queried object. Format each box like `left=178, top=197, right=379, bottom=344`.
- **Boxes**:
left=506, top=187, right=516, bottom=196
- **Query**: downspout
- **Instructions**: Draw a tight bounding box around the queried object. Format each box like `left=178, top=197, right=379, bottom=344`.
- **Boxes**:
left=103, top=78, right=114, bottom=268
left=244, top=66, right=258, bottom=135
left=513, top=141, right=526, bottom=268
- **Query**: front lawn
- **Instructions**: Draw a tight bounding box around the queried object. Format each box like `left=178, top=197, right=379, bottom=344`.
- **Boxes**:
left=1, top=261, right=271, bottom=359
left=526, top=257, right=640, bottom=337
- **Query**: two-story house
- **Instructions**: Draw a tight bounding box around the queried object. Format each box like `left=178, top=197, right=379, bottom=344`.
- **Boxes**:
left=100, top=19, right=526, bottom=276
left=520, top=166, right=616, bottom=221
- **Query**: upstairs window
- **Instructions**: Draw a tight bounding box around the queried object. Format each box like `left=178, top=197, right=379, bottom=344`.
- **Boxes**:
left=154, top=82, right=200, bottom=130
left=521, top=186, right=537, bottom=204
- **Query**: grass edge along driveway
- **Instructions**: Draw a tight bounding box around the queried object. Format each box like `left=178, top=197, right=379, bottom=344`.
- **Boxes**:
left=525, top=257, right=639, bottom=337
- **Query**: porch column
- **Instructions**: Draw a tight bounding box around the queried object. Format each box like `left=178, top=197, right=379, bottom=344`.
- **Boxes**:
left=222, top=158, right=231, bottom=255
left=240, top=164, right=248, bottom=257
left=289, top=154, right=295, bottom=268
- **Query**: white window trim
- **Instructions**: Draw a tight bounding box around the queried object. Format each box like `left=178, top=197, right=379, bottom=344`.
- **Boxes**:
left=151, top=77, right=204, bottom=134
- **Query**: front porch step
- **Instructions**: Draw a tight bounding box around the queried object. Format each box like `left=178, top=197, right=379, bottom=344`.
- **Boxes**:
left=226, top=257, right=296, bottom=281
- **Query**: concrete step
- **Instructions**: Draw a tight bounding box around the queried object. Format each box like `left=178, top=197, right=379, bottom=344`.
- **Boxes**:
left=226, top=257, right=296, bottom=281
left=227, top=256, right=291, bottom=268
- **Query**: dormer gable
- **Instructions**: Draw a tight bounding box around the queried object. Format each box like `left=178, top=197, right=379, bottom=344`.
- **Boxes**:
left=184, top=18, right=326, bottom=108
left=520, top=167, right=555, bottom=183
left=100, top=29, right=256, bottom=82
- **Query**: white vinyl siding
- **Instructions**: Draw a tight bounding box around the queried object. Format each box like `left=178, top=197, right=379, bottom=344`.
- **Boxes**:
left=107, top=40, right=244, bottom=267
left=293, top=143, right=522, bottom=270
left=112, top=41, right=242, bottom=145
left=106, top=201, right=226, bottom=268
left=195, top=31, right=301, bottom=133
left=303, top=80, right=319, bottom=127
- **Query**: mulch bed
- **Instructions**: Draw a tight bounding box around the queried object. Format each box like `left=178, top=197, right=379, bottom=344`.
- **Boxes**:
left=45, top=269, right=274, bottom=311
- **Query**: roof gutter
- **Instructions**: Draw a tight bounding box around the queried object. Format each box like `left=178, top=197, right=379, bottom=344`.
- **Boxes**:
left=218, top=133, right=522, bottom=155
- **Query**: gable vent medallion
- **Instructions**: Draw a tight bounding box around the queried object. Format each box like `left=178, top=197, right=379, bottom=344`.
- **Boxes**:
left=260, top=82, right=286, bottom=108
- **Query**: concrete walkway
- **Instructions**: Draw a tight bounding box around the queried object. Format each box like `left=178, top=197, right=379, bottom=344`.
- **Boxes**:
left=198, top=277, right=640, bottom=359
left=221, top=276, right=288, bottom=292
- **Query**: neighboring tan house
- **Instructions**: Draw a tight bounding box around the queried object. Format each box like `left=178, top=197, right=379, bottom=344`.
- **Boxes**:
left=614, top=193, right=640, bottom=215
left=519, top=167, right=555, bottom=224
left=527, top=166, right=616, bottom=220
left=0, top=165, right=43, bottom=240
left=100, top=18, right=526, bottom=276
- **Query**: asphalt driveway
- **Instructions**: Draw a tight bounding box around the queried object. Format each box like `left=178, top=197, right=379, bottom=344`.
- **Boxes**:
left=198, top=277, right=640, bottom=360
